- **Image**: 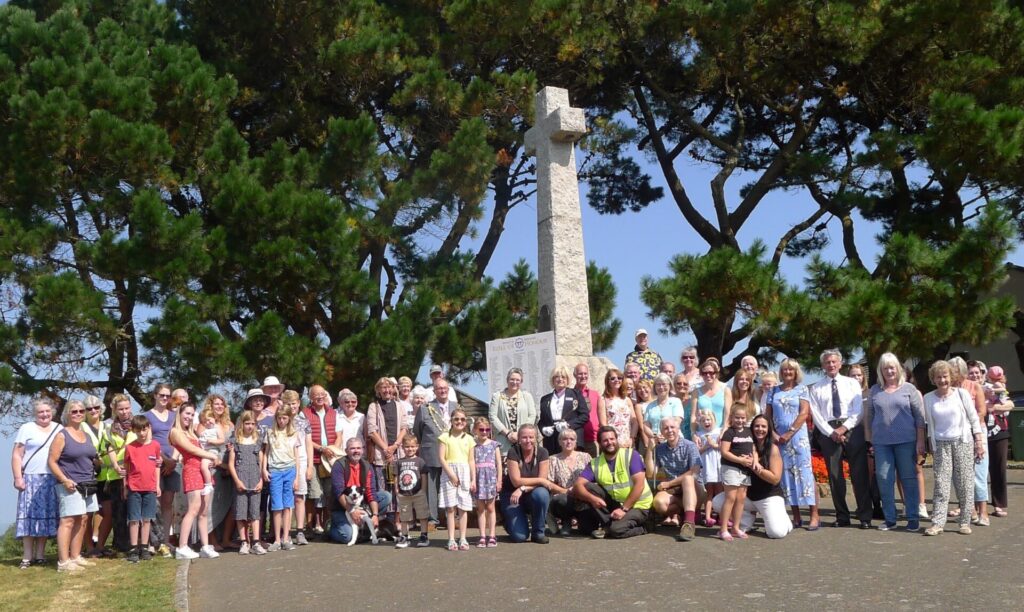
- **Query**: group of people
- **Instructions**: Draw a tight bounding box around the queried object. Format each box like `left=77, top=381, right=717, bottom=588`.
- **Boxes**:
left=10, top=329, right=1016, bottom=569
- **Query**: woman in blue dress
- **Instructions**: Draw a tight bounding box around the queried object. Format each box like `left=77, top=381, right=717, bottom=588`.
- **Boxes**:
left=764, top=358, right=820, bottom=530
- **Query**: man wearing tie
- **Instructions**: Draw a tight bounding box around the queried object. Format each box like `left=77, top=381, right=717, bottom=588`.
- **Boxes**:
left=808, top=349, right=872, bottom=528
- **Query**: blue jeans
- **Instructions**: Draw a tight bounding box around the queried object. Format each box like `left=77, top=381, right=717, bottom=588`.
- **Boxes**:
left=874, top=441, right=919, bottom=525
left=500, top=487, right=550, bottom=542
left=973, top=452, right=989, bottom=503
left=328, top=490, right=392, bottom=543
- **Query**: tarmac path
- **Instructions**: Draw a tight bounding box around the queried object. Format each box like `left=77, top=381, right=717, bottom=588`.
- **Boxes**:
left=190, top=470, right=1024, bottom=611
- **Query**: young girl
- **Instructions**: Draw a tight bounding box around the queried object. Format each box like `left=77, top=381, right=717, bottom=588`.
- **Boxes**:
left=757, top=371, right=778, bottom=417
left=228, top=411, right=265, bottom=555
left=438, top=409, right=476, bottom=551
left=472, top=417, right=501, bottom=548
left=718, top=404, right=756, bottom=541
left=197, top=409, right=224, bottom=497
left=262, top=406, right=301, bottom=551
left=695, top=410, right=722, bottom=527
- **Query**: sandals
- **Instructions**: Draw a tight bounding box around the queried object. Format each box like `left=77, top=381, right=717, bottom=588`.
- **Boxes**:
left=718, top=531, right=734, bottom=541
left=458, top=538, right=470, bottom=551
left=947, top=508, right=961, bottom=518
left=477, top=537, right=487, bottom=549
left=731, top=530, right=749, bottom=540
left=487, top=536, right=497, bottom=548
left=447, top=540, right=458, bottom=551
left=993, top=508, right=1008, bottom=518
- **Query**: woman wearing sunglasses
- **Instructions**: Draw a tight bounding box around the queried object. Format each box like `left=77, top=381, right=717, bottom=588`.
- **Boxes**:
left=689, top=358, right=732, bottom=444
left=48, top=400, right=99, bottom=572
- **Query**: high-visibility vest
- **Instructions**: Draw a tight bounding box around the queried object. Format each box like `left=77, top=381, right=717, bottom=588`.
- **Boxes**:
left=593, top=448, right=653, bottom=510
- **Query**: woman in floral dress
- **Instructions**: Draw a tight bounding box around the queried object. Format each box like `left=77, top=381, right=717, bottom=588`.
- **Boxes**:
left=764, top=358, right=820, bottom=530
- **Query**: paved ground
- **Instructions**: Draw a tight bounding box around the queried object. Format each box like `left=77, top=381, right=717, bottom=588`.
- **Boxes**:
left=190, top=471, right=1024, bottom=611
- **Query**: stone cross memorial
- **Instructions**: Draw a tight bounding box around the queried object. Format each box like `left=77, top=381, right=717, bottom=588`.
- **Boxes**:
left=525, top=86, right=615, bottom=389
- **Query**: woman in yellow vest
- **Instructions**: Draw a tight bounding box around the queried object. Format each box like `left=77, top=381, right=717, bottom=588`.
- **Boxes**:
left=573, top=426, right=652, bottom=539
left=101, top=394, right=136, bottom=553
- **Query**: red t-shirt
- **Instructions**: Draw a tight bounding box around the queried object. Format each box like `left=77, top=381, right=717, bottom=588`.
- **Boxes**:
left=124, top=440, right=162, bottom=492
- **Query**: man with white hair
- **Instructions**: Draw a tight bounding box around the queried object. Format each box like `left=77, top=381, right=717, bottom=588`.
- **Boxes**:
left=808, top=349, right=872, bottom=528
left=644, top=417, right=703, bottom=541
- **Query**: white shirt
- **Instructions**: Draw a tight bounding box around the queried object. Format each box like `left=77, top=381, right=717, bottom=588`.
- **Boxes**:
left=808, top=374, right=863, bottom=436
left=337, top=411, right=364, bottom=451
left=551, top=391, right=566, bottom=422
left=924, top=388, right=982, bottom=446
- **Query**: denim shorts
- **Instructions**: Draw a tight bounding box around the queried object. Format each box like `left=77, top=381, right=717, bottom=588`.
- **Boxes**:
left=55, top=483, right=99, bottom=517
left=160, top=464, right=182, bottom=494
left=126, top=490, right=158, bottom=522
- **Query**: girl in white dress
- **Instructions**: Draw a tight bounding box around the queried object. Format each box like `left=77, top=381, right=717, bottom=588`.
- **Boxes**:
left=695, top=410, right=722, bottom=526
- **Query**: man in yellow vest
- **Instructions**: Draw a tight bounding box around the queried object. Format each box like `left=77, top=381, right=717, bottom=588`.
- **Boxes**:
left=573, top=426, right=653, bottom=538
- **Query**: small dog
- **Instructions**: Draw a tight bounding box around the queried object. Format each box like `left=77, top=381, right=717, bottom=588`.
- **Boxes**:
left=342, top=486, right=379, bottom=546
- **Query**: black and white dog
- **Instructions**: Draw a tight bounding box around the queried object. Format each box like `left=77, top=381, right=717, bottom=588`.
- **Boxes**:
left=341, top=486, right=379, bottom=546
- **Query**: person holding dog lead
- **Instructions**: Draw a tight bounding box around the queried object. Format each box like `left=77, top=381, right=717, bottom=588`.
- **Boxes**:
left=329, top=437, right=388, bottom=545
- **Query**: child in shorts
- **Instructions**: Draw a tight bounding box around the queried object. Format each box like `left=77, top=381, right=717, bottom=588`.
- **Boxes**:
left=123, top=415, right=162, bottom=563
left=229, top=410, right=265, bottom=555
left=262, top=406, right=301, bottom=551
left=197, top=409, right=224, bottom=497
left=393, top=434, right=430, bottom=548
left=718, top=405, right=756, bottom=541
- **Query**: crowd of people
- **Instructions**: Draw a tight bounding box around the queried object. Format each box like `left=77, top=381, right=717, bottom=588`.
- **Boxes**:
left=10, top=329, right=1016, bottom=570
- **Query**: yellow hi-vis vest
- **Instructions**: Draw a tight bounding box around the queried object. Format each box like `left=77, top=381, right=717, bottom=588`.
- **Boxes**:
left=593, top=448, right=653, bottom=510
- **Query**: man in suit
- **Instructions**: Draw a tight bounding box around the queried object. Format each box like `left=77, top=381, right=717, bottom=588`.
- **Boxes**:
left=412, top=378, right=457, bottom=524
left=808, top=349, right=872, bottom=528
left=538, top=365, right=590, bottom=454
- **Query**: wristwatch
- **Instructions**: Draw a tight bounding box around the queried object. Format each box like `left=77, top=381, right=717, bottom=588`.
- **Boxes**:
left=520, top=485, right=527, bottom=492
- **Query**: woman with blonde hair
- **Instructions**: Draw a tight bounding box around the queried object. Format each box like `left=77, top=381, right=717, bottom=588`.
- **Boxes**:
left=863, top=353, right=925, bottom=531
left=169, top=403, right=220, bottom=559
left=47, top=400, right=98, bottom=572
left=599, top=369, right=642, bottom=448
left=764, top=358, right=820, bottom=530
left=731, top=369, right=759, bottom=423
left=538, top=365, right=590, bottom=454
left=922, top=360, right=984, bottom=536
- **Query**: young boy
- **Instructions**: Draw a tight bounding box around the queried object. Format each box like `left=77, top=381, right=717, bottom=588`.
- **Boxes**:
left=393, top=434, right=430, bottom=548
left=122, top=415, right=162, bottom=563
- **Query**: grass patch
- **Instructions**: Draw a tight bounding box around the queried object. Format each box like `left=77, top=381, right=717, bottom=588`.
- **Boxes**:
left=1, top=527, right=178, bottom=612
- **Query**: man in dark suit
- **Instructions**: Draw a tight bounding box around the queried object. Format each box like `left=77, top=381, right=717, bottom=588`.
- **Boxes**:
left=538, top=365, right=590, bottom=454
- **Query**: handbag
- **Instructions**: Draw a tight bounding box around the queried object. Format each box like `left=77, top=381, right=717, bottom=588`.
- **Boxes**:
left=22, top=425, right=63, bottom=471
left=76, top=479, right=99, bottom=498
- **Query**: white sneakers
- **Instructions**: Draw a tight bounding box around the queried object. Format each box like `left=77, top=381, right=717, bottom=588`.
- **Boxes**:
left=175, top=545, right=220, bottom=559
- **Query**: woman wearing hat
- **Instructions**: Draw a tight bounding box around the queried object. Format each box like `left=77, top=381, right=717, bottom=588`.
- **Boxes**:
left=244, top=388, right=274, bottom=432
left=261, top=376, right=285, bottom=417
